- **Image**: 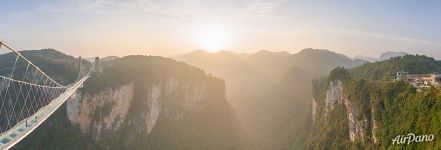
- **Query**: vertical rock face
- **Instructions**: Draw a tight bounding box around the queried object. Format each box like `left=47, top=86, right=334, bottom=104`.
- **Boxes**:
left=311, top=98, right=317, bottom=122
left=144, top=85, right=161, bottom=134
left=325, top=80, right=343, bottom=114
left=322, top=80, right=369, bottom=143
left=66, top=78, right=208, bottom=139
left=66, top=91, right=81, bottom=127
left=67, top=83, right=135, bottom=138
left=344, top=98, right=368, bottom=142
left=371, top=106, right=378, bottom=144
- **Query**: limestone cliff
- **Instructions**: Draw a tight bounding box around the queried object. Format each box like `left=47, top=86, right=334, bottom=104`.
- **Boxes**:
left=311, top=97, right=317, bottom=122
left=67, top=77, right=210, bottom=139
left=62, top=55, right=253, bottom=149
left=67, top=83, right=134, bottom=138
left=317, top=79, right=376, bottom=144
left=324, top=80, right=343, bottom=114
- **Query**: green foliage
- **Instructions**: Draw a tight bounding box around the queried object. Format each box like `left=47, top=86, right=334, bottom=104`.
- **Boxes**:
left=84, top=55, right=209, bottom=94
left=329, top=66, right=351, bottom=82
left=312, top=77, right=328, bottom=102
left=304, top=104, right=352, bottom=150
left=351, top=55, right=441, bottom=80
left=305, top=54, right=441, bottom=149
left=374, top=82, right=441, bottom=149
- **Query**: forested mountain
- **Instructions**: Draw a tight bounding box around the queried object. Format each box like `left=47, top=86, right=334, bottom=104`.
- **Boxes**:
left=303, top=55, right=441, bottom=149
left=351, top=55, right=441, bottom=80
left=0, top=49, right=88, bottom=84
left=354, top=51, right=408, bottom=62
left=8, top=50, right=253, bottom=150
left=289, top=48, right=366, bottom=76
left=174, top=48, right=365, bottom=149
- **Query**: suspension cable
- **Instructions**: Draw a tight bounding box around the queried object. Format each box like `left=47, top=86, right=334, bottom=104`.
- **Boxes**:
left=0, top=41, right=64, bottom=87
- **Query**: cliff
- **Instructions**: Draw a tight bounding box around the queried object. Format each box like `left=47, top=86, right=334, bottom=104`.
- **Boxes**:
left=323, top=79, right=373, bottom=143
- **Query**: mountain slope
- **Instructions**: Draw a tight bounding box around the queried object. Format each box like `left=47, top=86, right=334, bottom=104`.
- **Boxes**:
left=290, top=48, right=366, bottom=76
left=11, top=52, right=253, bottom=149
left=0, top=49, right=88, bottom=84
left=174, top=49, right=364, bottom=150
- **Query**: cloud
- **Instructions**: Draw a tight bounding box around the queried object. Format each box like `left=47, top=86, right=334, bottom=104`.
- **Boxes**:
left=35, top=0, right=285, bottom=19
left=36, top=0, right=222, bottom=19
left=328, top=29, right=441, bottom=48
left=37, top=0, right=155, bottom=14
left=241, top=27, right=441, bottom=48
left=245, top=0, right=286, bottom=14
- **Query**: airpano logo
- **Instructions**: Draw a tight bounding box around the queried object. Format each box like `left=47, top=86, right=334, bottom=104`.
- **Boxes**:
left=392, top=133, right=434, bottom=145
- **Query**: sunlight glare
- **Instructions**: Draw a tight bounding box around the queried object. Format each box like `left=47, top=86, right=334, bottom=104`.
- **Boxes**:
left=195, top=26, right=230, bottom=52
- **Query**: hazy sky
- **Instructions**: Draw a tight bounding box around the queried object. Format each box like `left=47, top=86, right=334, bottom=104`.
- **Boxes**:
left=1, top=0, right=441, bottom=58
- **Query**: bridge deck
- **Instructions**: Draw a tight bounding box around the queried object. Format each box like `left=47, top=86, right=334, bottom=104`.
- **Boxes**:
left=0, top=76, right=89, bottom=150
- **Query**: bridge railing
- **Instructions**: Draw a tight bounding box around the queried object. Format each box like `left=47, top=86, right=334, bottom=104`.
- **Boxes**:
left=0, top=41, right=93, bottom=149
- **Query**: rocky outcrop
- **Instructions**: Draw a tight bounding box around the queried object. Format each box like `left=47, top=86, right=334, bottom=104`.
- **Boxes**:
left=325, top=80, right=343, bottom=114
left=311, top=97, right=317, bottom=122
left=322, top=79, right=370, bottom=143
left=67, top=83, right=135, bottom=138
left=371, top=105, right=379, bottom=144
left=66, top=77, right=210, bottom=140
left=144, top=85, right=161, bottom=134
left=344, top=98, right=368, bottom=142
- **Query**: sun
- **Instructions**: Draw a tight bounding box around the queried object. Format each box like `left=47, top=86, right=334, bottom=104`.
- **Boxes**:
left=195, top=26, right=230, bottom=52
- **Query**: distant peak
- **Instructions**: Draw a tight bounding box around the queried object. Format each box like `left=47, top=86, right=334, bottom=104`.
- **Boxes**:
left=354, top=55, right=377, bottom=62
left=190, top=49, right=210, bottom=54
left=299, top=48, right=332, bottom=53
left=251, top=50, right=291, bottom=58
left=256, top=50, right=271, bottom=53
left=276, top=51, right=291, bottom=55
left=188, top=50, right=235, bottom=55
left=380, top=51, right=408, bottom=60
left=297, top=48, right=336, bottom=55
left=216, top=50, right=235, bottom=54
